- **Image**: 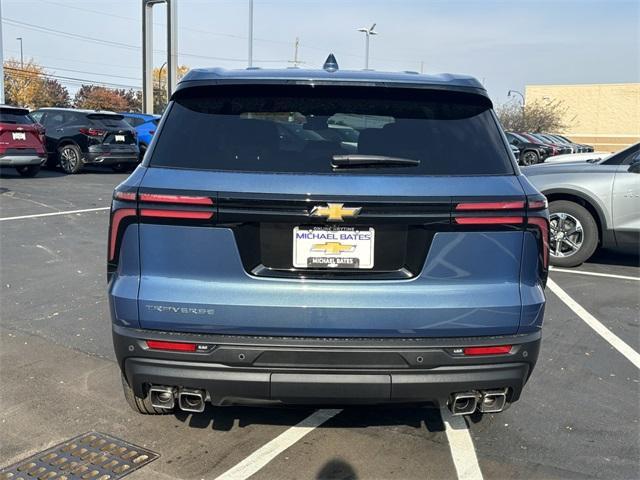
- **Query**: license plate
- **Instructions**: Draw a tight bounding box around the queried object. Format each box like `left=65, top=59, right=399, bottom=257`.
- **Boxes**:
left=293, top=227, right=375, bottom=269
left=12, top=132, right=26, bottom=141
left=115, top=134, right=126, bottom=142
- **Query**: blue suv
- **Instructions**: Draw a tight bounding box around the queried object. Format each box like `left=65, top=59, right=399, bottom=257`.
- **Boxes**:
left=109, top=60, right=549, bottom=417
left=119, top=112, right=160, bottom=160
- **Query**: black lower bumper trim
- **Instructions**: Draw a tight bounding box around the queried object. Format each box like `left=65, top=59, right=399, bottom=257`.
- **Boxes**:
left=114, top=325, right=540, bottom=406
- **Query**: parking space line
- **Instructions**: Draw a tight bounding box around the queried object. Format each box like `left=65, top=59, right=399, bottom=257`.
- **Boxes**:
left=547, top=278, right=640, bottom=369
left=550, top=267, right=639, bottom=282
left=441, top=408, right=484, bottom=480
left=214, top=408, right=342, bottom=480
left=0, top=207, right=109, bottom=222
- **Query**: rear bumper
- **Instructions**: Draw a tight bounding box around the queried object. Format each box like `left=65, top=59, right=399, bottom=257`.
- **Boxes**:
left=0, top=154, right=46, bottom=166
left=113, top=325, right=541, bottom=406
left=86, top=145, right=139, bottom=164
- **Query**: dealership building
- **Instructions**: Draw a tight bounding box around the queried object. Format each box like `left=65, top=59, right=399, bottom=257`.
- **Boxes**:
left=525, top=83, right=640, bottom=153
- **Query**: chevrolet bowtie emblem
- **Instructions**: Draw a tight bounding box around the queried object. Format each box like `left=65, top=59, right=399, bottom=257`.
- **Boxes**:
left=310, top=203, right=361, bottom=222
left=311, top=242, right=356, bottom=255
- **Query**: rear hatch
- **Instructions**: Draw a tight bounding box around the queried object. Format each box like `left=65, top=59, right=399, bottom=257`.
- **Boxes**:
left=115, top=84, right=543, bottom=337
left=86, top=114, right=136, bottom=148
left=0, top=107, right=44, bottom=154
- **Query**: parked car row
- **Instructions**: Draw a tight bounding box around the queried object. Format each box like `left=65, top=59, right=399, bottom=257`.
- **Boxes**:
left=0, top=105, right=160, bottom=177
left=506, top=131, right=594, bottom=166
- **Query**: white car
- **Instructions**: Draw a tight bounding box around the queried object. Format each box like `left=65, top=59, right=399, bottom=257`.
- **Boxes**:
left=545, top=151, right=611, bottom=164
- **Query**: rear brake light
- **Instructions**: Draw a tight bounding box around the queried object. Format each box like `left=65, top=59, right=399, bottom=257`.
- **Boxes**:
left=149, top=130, right=155, bottom=135
left=455, top=216, right=524, bottom=225
left=146, top=340, right=197, bottom=352
left=463, top=345, right=512, bottom=356
left=140, top=209, right=213, bottom=220
left=139, top=193, right=213, bottom=205
left=114, top=191, right=136, bottom=202
left=79, top=128, right=106, bottom=137
left=108, top=208, right=136, bottom=261
left=455, top=201, right=525, bottom=211
left=527, top=199, right=548, bottom=210
left=528, top=217, right=550, bottom=268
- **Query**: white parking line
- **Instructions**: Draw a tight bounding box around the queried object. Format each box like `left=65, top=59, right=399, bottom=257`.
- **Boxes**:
left=441, top=408, right=484, bottom=480
left=547, top=278, right=640, bottom=369
left=0, top=207, right=109, bottom=222
left=550, top=266, right=639, bottom=282
left=214, top=409, right=342, bottom=480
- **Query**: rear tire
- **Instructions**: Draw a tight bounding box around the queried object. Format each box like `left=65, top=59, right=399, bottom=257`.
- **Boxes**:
left=15, top=165, right=41, bottom=177
left=121, top=373, right=173, bottom=415
left=548, top=200, right=598, bottom=267
left=58, top=144, right=84, bottom=174
left=520, top=150, right=539, bottom=166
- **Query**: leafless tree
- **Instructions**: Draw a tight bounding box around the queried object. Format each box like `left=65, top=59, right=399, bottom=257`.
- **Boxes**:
left=496, top=99, right=574, bottom=132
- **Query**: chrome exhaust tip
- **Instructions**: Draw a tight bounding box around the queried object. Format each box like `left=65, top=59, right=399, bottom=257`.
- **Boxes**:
left=449, top=391, right=479, bottom=416
left=479, top=388, right=508, bottom=413
left=149, top=386, right=176, bottom=410
left=178, top=388, right=206, bottom=413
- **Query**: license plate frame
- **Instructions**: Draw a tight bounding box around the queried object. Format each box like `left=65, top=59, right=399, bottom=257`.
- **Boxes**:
left=115, top=134, right=126, bottom=142
left=292, top=226, right=375, bottom=269
left=12, top=132, right=26, bottom=141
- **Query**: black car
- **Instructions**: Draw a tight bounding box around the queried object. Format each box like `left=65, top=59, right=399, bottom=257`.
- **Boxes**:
left=505, top=132, right=550, bottom=165
left=553, top=134, right=594, bottom=153
left=30, top=108, right=139, bottom=174
left=527, top=133, right=571, bottom=155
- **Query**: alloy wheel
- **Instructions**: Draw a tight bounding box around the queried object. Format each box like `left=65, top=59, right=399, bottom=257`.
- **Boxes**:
left=60, top=147, right=78, bottom=173
left=522, top=151, right=537, bottom=166
left=549, top=212, right=584, bottom=258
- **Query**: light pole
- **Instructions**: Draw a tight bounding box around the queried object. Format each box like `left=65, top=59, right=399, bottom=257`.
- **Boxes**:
left=16, top=37, right=23, bottom=68
left=357, top=23, right=377, bottom=70
left=248, top=0, right=253, bottom=67
left=508, top=89, right=525, bottom=128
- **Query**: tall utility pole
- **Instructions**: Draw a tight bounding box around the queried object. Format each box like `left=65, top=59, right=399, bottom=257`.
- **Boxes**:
left=356, top=23, right=377, bottom=70
left=16, top=37, right=23, bottom=68
left=142, top=0, right=178, bottom=114
left=0, top=0, right=4, bottom=104
left=248, top=0, right=253, bottom=67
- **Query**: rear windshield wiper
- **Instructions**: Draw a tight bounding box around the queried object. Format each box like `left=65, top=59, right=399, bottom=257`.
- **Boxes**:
left=331, top=154, right=420, bottom=169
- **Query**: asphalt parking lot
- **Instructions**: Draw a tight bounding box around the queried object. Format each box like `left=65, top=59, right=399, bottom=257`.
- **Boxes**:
left=1, top=167, right=638, bottom=480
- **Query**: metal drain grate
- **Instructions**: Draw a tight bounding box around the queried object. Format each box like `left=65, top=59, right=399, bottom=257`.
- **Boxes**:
left=0, top=432, right=159, bottom=480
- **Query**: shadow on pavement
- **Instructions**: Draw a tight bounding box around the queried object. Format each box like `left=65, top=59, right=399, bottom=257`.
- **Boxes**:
left=586, top=248, right=639, bottom=268
left=174, top=404, right=445, bottom=433
left=317, top=458, right=358, bottom=480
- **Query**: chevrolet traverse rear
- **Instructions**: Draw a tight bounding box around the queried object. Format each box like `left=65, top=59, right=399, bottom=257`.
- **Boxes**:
left=109, top=62, right=548, bottom=417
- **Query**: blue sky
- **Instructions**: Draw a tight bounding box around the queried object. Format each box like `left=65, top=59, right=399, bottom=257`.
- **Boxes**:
left=3, top=0, right=638, bottom=104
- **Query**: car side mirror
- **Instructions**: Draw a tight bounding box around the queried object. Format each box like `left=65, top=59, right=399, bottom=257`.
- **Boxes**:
left=628, top=160, right=640, bottom=174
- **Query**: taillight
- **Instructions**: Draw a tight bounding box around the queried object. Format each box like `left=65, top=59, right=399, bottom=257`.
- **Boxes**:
left=528, top=217, right=549, bottom=269
left=149, top=130, right=155, bottom=135
left=455, top=201, right=525, bottom=211
left=146, top=340, right=197, bottom=352
left=455, top=217, right=523, bottom=225
left=454, top=201, right=525, bottom=225
left=108, top=191, right=216, bottom=262
left=463, top=345, right=512, bottom=356
left=79, top=128, right=106, bottom=137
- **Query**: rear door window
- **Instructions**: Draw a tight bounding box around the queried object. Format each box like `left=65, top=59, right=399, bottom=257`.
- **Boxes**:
left=150, top=85, right=513, bottom=176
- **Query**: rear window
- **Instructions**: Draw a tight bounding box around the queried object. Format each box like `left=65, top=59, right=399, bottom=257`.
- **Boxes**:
left=150, top=85, right=513, bottom=175
left=0, top=108, right=33, bottom=124
left=87, top=114, right=131, bottom=129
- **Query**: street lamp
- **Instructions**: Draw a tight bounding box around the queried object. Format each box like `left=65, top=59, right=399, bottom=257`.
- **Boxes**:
left=16, top=37, right=23, bottom=68
left=508, top=89, right=525, bottom=128
left=356, top=23, right=377, bottom=70
left=248, top=0, right=254, bottom=67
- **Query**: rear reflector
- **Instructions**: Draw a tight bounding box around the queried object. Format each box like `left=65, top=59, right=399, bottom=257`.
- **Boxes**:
left=463, top=345, right=512, bottom=356
left=455, top=216, right=524, bottom=225
left=139, top=193, right=213, bottom=205
left=146, top=340, right=197, bottom=352
left=456, top=201, right=525, bottom=211
left=140, top=209, right=213, bottom=220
